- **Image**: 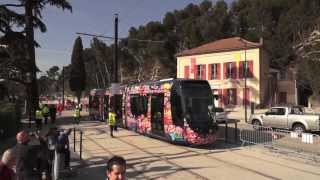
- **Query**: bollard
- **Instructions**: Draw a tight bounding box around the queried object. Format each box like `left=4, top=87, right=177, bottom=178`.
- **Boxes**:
left=80, top=130, right=83, bottom=160
left=73, top=128, right=76, bottom=152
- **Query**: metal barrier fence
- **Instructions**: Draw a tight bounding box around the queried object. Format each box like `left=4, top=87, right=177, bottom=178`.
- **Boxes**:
left=240, top=125, right=320, bottom=156
left=72, top=127, right=83, bottom=160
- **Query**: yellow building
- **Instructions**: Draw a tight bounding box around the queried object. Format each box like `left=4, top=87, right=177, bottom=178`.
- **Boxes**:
left=176, top=37, right=283, bottom=108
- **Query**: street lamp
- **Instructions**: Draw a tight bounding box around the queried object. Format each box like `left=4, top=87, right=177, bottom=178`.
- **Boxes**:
left=62, top=67, right=65, bottom=110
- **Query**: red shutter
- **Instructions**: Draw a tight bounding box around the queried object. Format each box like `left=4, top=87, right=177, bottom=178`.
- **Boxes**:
left=218, top=89, right=222, bottom=107
left=239, top=61, right=243, bottom=79
left=208, top=64, right=212, bottom=80
left=223, top=63, right=227, bottom=79
left=223, top=89, right=228, bottom=106
left=249, top=61, right=253, bottom=77
left=243, top=88, right=250, bottom=105
left=202, top=65, right=206, bottom=80
left=194, top=65, right=198, bottom=79
left=217, top=64, right=221, bottom=80
left=232, top=62, right=237, bottom=79
left=191, top=58, right=196, bottom=73
left=234, top=88, right=237, bottom=105
left=184, top=66, right=190, bottom=79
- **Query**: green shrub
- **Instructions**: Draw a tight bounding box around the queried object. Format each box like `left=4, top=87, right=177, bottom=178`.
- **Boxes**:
left=0, top=102, right=21, bottom=139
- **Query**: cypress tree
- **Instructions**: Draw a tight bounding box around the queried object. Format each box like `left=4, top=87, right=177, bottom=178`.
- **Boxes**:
left=69, top=36, right=86, bottom=105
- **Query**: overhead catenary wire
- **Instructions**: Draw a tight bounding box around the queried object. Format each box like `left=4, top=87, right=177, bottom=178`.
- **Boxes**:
left=76, top=32, right=165, bottom=44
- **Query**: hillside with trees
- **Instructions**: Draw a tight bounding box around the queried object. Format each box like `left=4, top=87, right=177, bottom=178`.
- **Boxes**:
left=81, top=0, right=320, bottom=92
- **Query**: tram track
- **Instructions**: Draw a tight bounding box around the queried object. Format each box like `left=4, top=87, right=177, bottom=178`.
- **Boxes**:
left=79, top=126, right=320, bottom=179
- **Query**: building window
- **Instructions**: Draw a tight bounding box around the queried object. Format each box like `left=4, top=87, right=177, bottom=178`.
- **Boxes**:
left=224, top=62, right=236, bottom=79
left=227, top=63, right=233, bottom=79
left=196, top=64, right=206, bottom=80
left=225, top=88, right=237, bottom=105
left=239, top=61, right=253, bottom=78
left=209, top=64, right=220, bottom=80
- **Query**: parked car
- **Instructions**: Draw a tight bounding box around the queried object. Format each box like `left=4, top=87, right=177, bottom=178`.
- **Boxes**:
left=249, top=106, right=320, bottom=133
left=214, top=107, right=227, bottom=123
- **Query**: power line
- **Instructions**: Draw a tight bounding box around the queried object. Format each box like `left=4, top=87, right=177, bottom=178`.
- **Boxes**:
left=76, top=32, right=165, bottom=44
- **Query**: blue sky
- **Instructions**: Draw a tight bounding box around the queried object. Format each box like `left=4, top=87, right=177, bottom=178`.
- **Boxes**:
left=30, top=0, right=233, bottom=72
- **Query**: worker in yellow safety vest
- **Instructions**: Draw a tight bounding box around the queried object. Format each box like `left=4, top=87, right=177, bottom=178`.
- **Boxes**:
left=35, top=108, right=43, bottom=130
left=108, top=108, right=116, bottom=137
left=42, top=104, right=49, bottom=124
left=74, top=105, right=81, bottom=124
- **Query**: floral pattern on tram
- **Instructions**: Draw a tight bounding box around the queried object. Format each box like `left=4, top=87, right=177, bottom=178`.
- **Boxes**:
left=123, top=80, right=216, bottom=145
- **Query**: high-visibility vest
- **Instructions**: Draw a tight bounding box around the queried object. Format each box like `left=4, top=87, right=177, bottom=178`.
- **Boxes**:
left=36, top=110, right=43, bottom=119
left=74, top=108, right=80, bottom=118
left=108, top=112, right=116, bottom=126
left=42, top=106, right=49, bottom=115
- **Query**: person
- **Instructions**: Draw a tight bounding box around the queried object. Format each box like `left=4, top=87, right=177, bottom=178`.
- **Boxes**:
left=35, top=108, right=43, bottom=131
left=42, top=104, right=50, bottom=125
left=57, top=103, right=63, bottom=116
left=14, top=131, right=37, bottom=180
left=106, top=156, right=126, bottom=180
left=49, top=104, right=57, bottom=124
left=45, top=127, right=59, bottom=177
left=56, top=129, right=72, bottom=169
left=108, top=108, right=116, bottom=137
left=74, top=105, right=81, bottom=124
left=0, top=148, right=16, bottom=180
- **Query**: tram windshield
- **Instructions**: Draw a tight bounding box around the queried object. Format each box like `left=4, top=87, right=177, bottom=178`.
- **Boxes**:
left=180, top=81, right=214, bottom=131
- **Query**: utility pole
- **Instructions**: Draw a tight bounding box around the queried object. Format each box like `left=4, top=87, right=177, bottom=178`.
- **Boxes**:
left=112, top=14, right=119, bottom=116
left=244, top=41, right=248, bottom=123
left=62, top=67, right=65, bottom=110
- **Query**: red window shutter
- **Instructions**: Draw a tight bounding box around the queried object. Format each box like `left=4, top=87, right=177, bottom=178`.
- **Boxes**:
left=249, top=61, right=253, bottom=77
left=243, top=88, right=250, bottom=105
left=239, top=61, right=243, bottom=79
left=208, top=64, right=212, bottom=80
left=184, top=66, right=190, bottom=79
left=223, top=63, right=227, bottom=79
left=191, top=58, right=196, bottom=73
left=218, top=89, right=222, bottom=107
left=232, top=62, right=237, bottom=79
left=223, top=89, right=228, bottom=106
left=202, top=65, right=206, bottom=80
left=217, top=64, right=221, bottom=80
left=234, top=88, right=237, bottom=105
left=194, top=64, right=198, bottom=79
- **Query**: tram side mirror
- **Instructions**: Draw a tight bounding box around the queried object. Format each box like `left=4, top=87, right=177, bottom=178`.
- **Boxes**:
left=208, top=105, right=213, bottom=111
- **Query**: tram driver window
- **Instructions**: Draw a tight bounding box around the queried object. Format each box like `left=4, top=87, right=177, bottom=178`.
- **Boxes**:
left=171, top=89, right=184, bottom=126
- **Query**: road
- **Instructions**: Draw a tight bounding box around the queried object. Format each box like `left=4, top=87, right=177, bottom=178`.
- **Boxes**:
left=60, top=120, right=320, bottom=180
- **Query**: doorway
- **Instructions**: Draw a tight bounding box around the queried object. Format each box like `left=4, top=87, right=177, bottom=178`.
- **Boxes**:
left=151, top=93, right=164, bottom=135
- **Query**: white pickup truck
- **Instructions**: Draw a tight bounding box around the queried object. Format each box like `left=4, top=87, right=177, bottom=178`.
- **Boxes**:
left=249, top=106, right=320, bottom=132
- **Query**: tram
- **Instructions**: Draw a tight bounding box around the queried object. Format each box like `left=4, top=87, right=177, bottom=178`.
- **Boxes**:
left=89, top=79, right=218, bottom=145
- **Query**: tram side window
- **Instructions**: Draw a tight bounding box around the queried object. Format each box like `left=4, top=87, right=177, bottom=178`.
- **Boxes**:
left=171, top=89, right=184, bottom=126
left=130, top=95, right=148, bottom=116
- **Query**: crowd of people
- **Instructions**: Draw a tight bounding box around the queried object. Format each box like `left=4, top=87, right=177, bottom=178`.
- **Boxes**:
left=0, top=128, right=72, bottom=180
left=1, top=103, right=127, bottom=180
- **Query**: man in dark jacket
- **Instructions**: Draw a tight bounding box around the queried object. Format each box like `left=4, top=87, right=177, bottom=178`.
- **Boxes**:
left=14, top=131, right=38, bottom=180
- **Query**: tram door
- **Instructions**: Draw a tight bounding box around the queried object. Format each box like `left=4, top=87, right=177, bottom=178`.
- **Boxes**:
left=151, top=93, right=164, bottom=135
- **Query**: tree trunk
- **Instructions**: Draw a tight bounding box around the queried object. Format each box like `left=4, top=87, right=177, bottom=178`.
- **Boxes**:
left=25, top=1, right=39, bottom=122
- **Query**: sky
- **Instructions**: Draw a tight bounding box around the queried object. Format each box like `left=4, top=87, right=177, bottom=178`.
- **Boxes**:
left=25, top=0, right=232, bottom=72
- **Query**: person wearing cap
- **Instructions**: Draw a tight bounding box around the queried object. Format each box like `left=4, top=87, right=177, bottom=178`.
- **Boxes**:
left=0, top=148, right=16, bottom=180
left=14, top=131, right=37, bottom=180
